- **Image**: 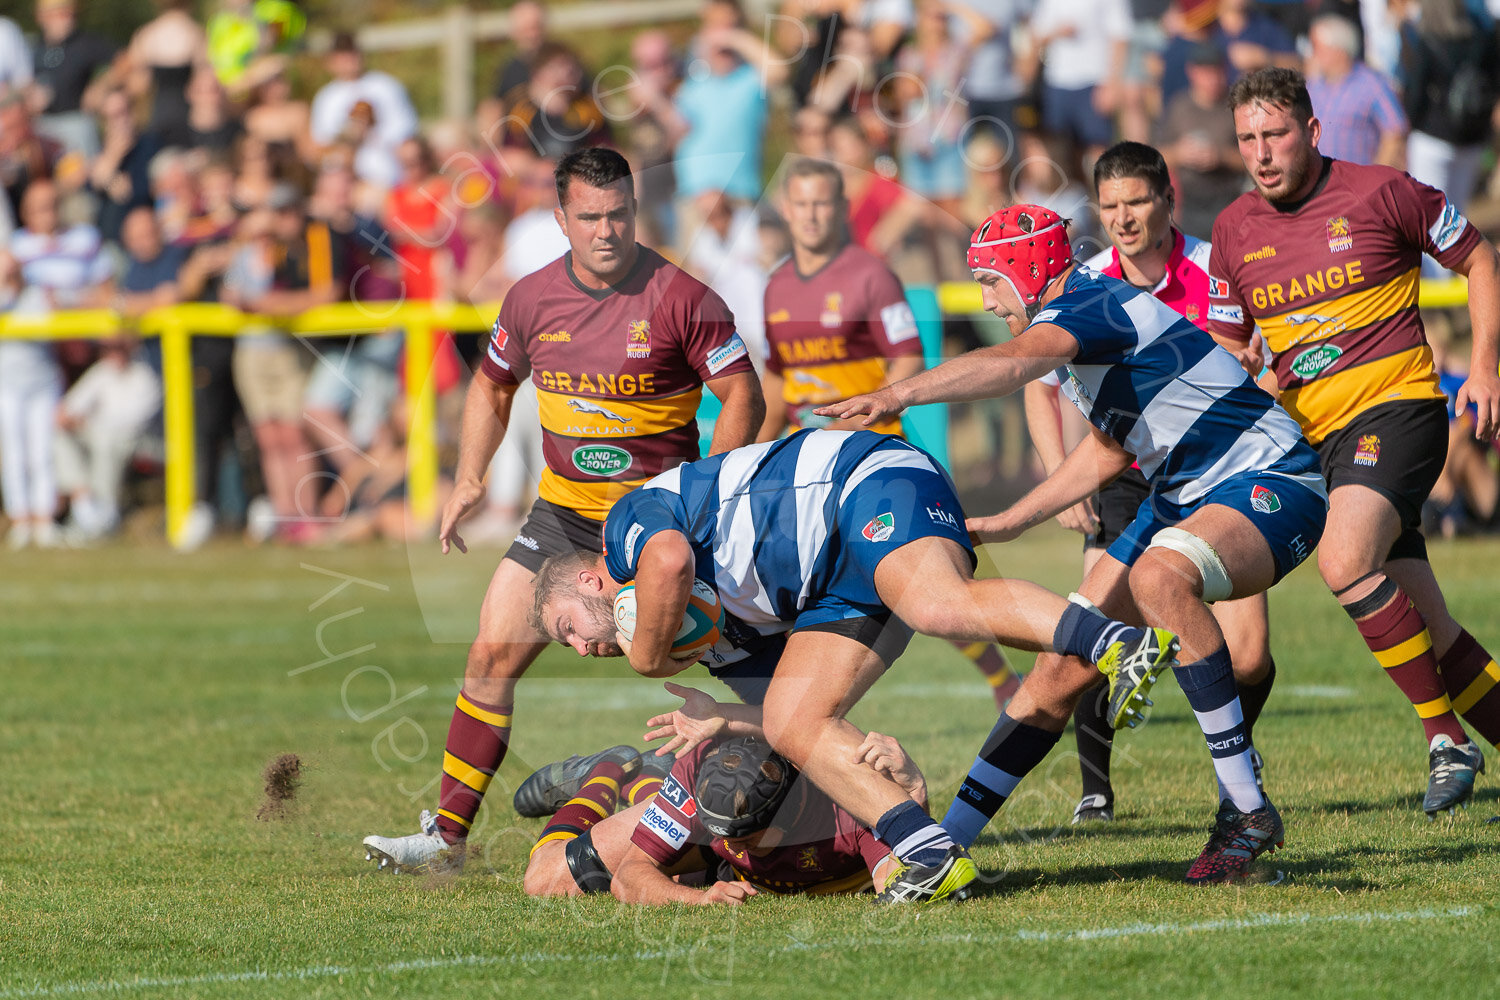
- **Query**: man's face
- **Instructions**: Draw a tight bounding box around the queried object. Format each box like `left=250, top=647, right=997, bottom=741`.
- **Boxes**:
left=976, top=271, right=1029, bottom=336
left=555, top=178, right=636, bottom=281
left=122, top=209, right=162, bottom=261
left=1097, top=175, right=1171, bottom=260
left=783, top=173, right=842, bottom=256
left=1233, top=100, right=1322, bottom=204
left=544, top=588, right=623, bottom=658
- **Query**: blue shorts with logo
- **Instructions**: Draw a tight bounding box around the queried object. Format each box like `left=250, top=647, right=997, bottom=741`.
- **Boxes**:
left=1107, top=467, right=1327, bottom=584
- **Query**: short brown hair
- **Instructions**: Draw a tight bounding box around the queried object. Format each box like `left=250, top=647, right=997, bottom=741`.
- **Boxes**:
left=527, top=551, right=598, bottom=636
left=782, top=157, right=845, bottom=200
left=1227, top=67, right=1315, bottom=125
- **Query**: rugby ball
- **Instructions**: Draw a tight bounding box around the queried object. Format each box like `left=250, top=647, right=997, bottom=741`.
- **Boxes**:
left=613, top=579, right=724, bottom=661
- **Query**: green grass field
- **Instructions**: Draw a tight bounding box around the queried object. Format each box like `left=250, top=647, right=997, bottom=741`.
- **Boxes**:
left=3, top=530, right=1499, bottom=998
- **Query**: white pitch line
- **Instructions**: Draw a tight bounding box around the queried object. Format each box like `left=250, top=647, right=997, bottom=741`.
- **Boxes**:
left=1284, top=685, right=1357, bottom=699
left=0, top=906, right=1478, bottom=998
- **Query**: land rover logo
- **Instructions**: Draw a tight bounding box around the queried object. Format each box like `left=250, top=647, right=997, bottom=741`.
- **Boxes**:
left=1290, top=344, right=1343, bottom=379
left=572, top=444, right=632, bottom=476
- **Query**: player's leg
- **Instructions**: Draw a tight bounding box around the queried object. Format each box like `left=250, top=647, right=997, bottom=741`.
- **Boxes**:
left=1385, top=556, right=1500, bottom=750
left=759, top=625, right=977, bottom=902
left=1213, top=592, right=1274, bottom=787
left=952, top=639, right=1023, bottom=711
left=523, top=758, right=644, bottom=898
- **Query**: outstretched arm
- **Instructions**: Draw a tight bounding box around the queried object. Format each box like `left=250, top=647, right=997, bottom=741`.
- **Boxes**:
left=968, top=427, right=1134, bottom=542
left=644, top=682, right=766, bottom=757
left=813, top=323, right=1078, bottom=426
left=611, top=843, right=758, bottom=905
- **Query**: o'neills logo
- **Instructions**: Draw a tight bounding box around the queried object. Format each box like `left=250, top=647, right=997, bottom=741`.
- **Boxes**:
left=1242, top=245, right=1277, bottom=262
left=540, top=330, right=571, bottom=342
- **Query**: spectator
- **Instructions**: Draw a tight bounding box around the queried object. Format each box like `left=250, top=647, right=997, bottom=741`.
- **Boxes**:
left=242, top=58, right=314, bottom=166
left=686, top=189, right=767, bottom=373
left=1305, top=14, right=1408, bottom=168
left=54, top=333, right=162, bottom=541
left=1, top=178, right=113, bottom=549
left=791, top=105, right=834, bottom=157
left=607, top=29, right=683, bottom=248
left=119, top=0, right=210, bottom=149
left=149, top=147, right=203, bottom=244
left=181, top=65, right=242, bottom=155
left=779, top=0, right=914, bottom=110
left=827, top=115, right=927, bottom=270
left=670, top=0, right=787, bottom=252
left=1027, top=0, right=1131, bottom=164
left=30, top=0, right=117, bottom=159
left=492, top=42, right=610, bottom=165
left=88, top=86, right=161, bottom=243
left=440, top=200, right=509, bottom=304
left=225, top=184, right=349, bottom=544
left=206, top=0, right=305, bottom=94
left=1119, top=0, right=1171, bottom=143
left=0, top=15, right=36, bottom=94
left=1152, top=0, right=1220, bottom=115
left=954, top=0, right=1035, bottom=143
left=384, top=136, right=452, bottom=305
left=958, top=129, right=1011, bottom=229
left=309, top=30, right=418, bottom=191
left=1214, top=0, right=1299, bottom=84
left=1157, top=42, right=1243, bottom=240
left=1012, top=130, right=1098, bottom=250
left=476, top=0, right=552, bottom=135
left=0, top=90, right=65, bottom=222
left=1400, top=0, right=1500, bottom=217
left=892, top=0, right=993, bottom=219
left=116, top=203, right=188, bottom=320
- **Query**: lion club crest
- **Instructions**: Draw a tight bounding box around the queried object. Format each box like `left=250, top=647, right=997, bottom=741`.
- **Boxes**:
left=626, top=319, right=651, bottom=359
left=1250, top=485, right=1281, bottom=514
left=820, top=292, right=843, bottom=329
left=797, top=846, right=822, bottom=871
left=1354, top=434, right=1380, bottom=467
left=1326, top=216, right=1352, bottom=253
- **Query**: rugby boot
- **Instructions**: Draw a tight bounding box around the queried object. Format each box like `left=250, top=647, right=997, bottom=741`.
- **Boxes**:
left=1184, top=798, right=1284, bottom=884
left=1071, top=793, right=1114, bottom=825
left=1097, top=627, right=1180, bottom=729
left=876, top=845, right=979, bottom=903
left=362, top=809, right=463, bottom=875
left=513, top=745, right=642, bottom=817
left=1424, top=735, right=1485, bottom=817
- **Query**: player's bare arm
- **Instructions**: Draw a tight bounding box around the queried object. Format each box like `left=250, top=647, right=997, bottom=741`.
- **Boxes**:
left=440, top=376, right=517, bottom=554
left=644, top=682, right=765, bottom=757
left=814, top=323, right=1077, bottom=425
left=625, top=531, right=698, bottom=678
left=1453, top=239, right=1500, bottom=441
left=969, top=427, right=1134, bottom=543
left=1023, top=378, right=1099, bottom=535
left=610, top=842, right=758, bottom=906
left=704, top=370, right=766, bottom=455
left=756, top=370, right=788, bottom=442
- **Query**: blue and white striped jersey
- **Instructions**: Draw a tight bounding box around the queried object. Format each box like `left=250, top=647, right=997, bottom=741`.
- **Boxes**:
left=1040, top=266, right=1323, bottom=510
left=602, top=429, right=955, bottom=633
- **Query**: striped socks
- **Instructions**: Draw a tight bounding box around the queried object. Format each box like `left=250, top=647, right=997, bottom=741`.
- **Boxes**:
left=435, top=690, right=513, bottom=843
left=1054, top=598, right=1139, bottom=664
left=874, top=801, right=955, bottom=866
left=1439, top=629, right=1500, bottom=747
left=1174, top=646, right=1262, bottom=813
left=529, top=760, right=626, bottom=859
left=941, top=713, right=1062, bottom=848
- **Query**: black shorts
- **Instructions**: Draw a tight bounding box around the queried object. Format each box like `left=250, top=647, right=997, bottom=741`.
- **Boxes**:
left=1084, top=466, right=1152, bottom=551
left=1317, top=399, right=1449, bottom=561
left=503, top=497, right=605, bottom=573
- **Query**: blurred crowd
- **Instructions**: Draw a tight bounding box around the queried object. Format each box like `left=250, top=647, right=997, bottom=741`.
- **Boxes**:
left=0, top=0, right=1498, bottom=549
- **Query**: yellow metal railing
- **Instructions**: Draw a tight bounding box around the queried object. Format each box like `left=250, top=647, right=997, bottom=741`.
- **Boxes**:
left=0, top=277, right=1476, bottom=548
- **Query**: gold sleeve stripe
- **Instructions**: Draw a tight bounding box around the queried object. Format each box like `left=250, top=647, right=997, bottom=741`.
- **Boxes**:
left=779, top=358, right=889, bottom=405
left=539, top=469, right=646, bottom=521
left=1451, top=659, right=1500, bottom=715
left=1281, top=346, right=1445, bottom=443
left=436, top=808, right=472, bottom=831
left=456, top=693, right=513, bottom=728
left=1413, top=694, right=1455, bottom=720
left=535, top=386, right=703, bottom=437
left=529, top=829, right=580, bottom=857
left=1375, top=630, right=1435, bottom=668
left=1258, top=267, right=1418, bottom=355
left=443, top=751, right=493, bottom=794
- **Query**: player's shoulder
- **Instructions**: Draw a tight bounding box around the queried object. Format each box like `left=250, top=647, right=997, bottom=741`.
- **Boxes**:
left=505, top=254, right=568, bottom=305
left=1082, top=245, right=1117, bottom=273
left=1329, top=157, right=1412, bottom=198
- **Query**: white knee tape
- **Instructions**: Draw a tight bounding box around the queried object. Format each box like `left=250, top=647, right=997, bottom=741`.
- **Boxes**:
left=1145, top=527, right=1234, bottom=603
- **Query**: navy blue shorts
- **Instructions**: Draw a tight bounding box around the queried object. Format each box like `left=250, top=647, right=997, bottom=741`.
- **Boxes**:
left=1108, top=470, right=1327, bottom=584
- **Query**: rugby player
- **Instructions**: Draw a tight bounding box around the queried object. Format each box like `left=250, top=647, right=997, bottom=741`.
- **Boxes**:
left=821, top=204, right=1328, bottom=883
left=1206, top=68, right=1500, bottom=815
left=1024, top=142, right=1278, bottom=824
left=762, top=156, right=1023, bottom=709
left=518, top=732, right=929, bottom=903
left=361, top=148, right=764, bottom=873
left=528, top=427, right=1179, bottom=902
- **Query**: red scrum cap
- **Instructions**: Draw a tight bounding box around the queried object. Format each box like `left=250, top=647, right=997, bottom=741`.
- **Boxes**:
left=967, top=205, right=1073, bottom=306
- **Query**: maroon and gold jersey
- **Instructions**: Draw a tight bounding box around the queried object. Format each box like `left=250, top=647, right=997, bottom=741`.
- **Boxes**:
left=763, top=242, right=921, bottom=436
left=480, top=247, right=754, bottom=520
left=1206, top=158, right=1480, bottom=444
left=631, top=741, right=890, bottom=895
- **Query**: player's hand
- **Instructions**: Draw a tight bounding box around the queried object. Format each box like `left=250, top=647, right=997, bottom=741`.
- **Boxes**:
left=1456, top=368, right=1500, bottom=441
left=644, top=681, right=728, bottom=758
left=700, top=880, right=758, bottom=905
left=966, top=510, right=1025, bottom=543
left=812, top=387, right=906, bottom=427
left=854, top=731, right=927, bottom=801
left=1055, top=498, right=1099, bottom=536
left=1225, top=331, right=1267, bottom=380
left=438, top=478, right=486, bottom=554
